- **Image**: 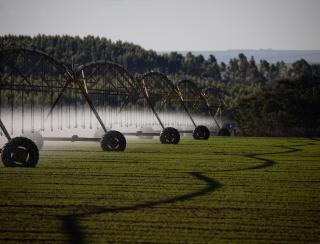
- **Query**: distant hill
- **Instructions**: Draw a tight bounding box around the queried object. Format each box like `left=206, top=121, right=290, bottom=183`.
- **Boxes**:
left=162, top=50, right=320, bottom=64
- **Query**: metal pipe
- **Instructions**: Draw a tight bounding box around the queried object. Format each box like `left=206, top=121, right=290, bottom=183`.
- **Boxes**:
left=45, top=80, right=72, bottom=121
left=0, top=119, right=11, bottom=141
left=139, top=78, right=165, bottom=129
left=175, top=87, right=197, bottom=128
left=202, top=96, right=221, bottom=130
left=75, top=79, right=108, bottom=133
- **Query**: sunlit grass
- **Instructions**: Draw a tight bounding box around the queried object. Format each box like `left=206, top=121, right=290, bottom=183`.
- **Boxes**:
left=0, top=137, right=319, bottom=243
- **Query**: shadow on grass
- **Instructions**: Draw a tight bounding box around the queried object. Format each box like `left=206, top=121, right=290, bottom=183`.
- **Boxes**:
left=212, top=146, right=296, bottom=172
left=242, top=145, right=302, bottom=170
left=56, top=139, right=319, bottom=242
left=216, top=141, right=318, bottom=172
left=58, top=172, right=221, bottom=243
left=59, top=215, right=86, bottom=244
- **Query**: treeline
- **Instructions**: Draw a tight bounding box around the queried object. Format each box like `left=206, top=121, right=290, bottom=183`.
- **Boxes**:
left=1, top=34, right=319, bottom=136
left=1, top=34, right=320, bottom=84
left=231, top=76, right=320, bottom=136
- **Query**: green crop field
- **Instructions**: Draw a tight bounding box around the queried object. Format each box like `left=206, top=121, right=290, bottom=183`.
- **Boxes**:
left=0, top=137, right=319, bottom=243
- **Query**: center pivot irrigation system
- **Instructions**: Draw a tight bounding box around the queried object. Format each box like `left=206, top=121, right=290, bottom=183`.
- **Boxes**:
left=0, top=48, right=227, bottom=167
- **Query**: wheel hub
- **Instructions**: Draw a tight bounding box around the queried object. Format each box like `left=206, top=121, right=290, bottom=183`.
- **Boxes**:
left=11, top=147, right=28, bottom=164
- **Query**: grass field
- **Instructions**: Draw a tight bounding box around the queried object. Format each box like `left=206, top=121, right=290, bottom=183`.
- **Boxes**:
left=0, top=137, right=320, bottom=243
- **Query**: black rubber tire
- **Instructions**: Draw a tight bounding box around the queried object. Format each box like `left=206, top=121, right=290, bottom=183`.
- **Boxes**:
left=100, top=131, right=126, bottom=151
left=193, top=125, right=210, bottom=140
left=160, top=127, right=180, bottom=144
left=1, top=137, right=39, bottom=167
left=218, top=128, right=231, bottom=136
left=22, top=131, right=44, bottom=150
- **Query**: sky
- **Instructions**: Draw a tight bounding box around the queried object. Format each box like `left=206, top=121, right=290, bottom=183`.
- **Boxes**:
left=0, top=0, right=319, bottom=51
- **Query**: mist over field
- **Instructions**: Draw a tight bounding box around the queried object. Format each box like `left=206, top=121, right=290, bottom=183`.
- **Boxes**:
left=0, top=107, right=218, bottom=147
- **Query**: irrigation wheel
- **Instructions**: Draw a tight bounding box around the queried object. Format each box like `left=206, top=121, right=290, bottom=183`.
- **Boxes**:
left=160, top=127, right=180, bottom=144
left=100, top=131, right=126, bottom=151
left=193, top=125, right=210, bottom=140
left=1, top=137, right=39, bottom=167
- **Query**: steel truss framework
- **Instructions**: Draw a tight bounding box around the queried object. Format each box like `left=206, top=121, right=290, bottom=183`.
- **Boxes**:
left=0, top=48, right=226, bottom=167
left=138, top=72, right=218, bottom=140
left=177, top=80, right=225, bottom=130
